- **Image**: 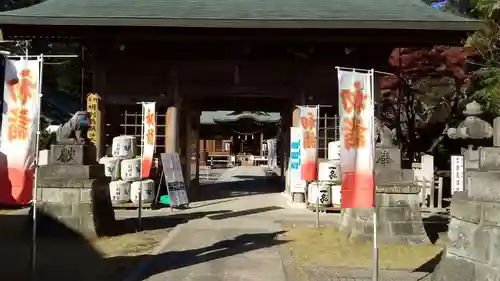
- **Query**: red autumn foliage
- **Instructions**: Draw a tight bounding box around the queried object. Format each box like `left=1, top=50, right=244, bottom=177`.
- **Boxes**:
left=382, top=46, right=474, bottom=91
left=378, top=46, right=475, bottom=155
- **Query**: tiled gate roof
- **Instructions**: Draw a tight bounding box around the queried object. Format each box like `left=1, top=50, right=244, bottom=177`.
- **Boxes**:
left=0, top=0, right=480, bottom=30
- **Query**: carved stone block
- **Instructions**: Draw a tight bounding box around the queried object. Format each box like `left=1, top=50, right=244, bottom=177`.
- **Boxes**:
left=49, top=144, right=84, bottom=165
left=479, top=147, right=500, bottom=171
left=466, top=171, right=500, bottom=201
left=375, top=148, right=401, bottom=170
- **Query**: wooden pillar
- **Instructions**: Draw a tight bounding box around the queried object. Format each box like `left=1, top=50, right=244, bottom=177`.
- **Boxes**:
left=190, top=109, right=201, bottom=200
left=91, top=64, right=107, bottom=160
left=165, top=105, right=180, bottom=153
left=281, top=107, right=292, bottom=192
left=182, top=108, right=191, bottom=198
left=165, top=69, right=180, bottom=154
left=199, top=140, right=207, bottom=166
left=260, top=132, right=264, bottom=156
left=292, top=106, right=301, bottom=127
left=194, top=112, right=200, bottom=181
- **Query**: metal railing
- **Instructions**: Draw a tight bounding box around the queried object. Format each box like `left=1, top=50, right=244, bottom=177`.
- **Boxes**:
left=199, top=165, right=213, bottom=180
left=317, top=113, right=340, bottom=159
left=119, top=110, right=166, bottom=154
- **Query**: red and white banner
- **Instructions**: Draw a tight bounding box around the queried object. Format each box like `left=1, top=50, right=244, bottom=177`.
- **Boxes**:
left=141, top=102, right=156, bottom=178
left=0, top=58, right=42, bottom=205
left=299, top=106, right=319, bottom=181
left=338, top=69, right=375, bottom=208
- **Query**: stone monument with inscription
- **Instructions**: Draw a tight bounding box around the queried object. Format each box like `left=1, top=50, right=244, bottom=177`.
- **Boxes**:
left=35, top=111, right=115, bottom=238
left=339, top=120, right=429, bottom=245
left=432, top=103, right=500, bottom=281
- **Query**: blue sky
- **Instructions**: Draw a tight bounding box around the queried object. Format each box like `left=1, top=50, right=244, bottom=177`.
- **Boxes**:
left=431, top=0, right=447, bottom=8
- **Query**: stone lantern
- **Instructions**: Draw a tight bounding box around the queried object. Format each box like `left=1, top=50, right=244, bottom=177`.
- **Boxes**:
left=447, top=101, right=492, bottom=140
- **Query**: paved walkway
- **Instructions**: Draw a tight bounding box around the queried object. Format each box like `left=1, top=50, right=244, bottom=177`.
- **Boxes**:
left=302, top=267, right=431, bottom=281
left=129, top=166, right=432, bottom=281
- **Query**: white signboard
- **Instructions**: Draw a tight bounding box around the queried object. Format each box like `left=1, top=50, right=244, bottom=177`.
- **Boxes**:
left=451, top=155, right=464, bottom=194
left=160, top=153, right=189, bottom=207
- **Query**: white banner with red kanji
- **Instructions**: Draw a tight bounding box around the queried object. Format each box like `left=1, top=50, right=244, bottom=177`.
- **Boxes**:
left=299, top=106, right=319, bottom=181
left=0, top=58, right=42, bottom=205
left=337, top=69, right=375, bottom=208
left=141, top=102, right=156, bottom=178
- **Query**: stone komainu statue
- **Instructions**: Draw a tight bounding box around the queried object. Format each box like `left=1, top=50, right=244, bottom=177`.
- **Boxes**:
left=55, top=111, right=90, bottom=144
left=374, top=117, right=396, bottom=148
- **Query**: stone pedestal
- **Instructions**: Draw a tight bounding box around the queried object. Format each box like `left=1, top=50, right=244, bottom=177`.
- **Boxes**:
left=48, top=144, right=98, bottom=165
left=36, top=144, right=115, bottom=238
left=339, top=183, right=430, bottom=245
left=432, top=193, right=500, bottom=281
left=339, top=146, right=429, bottom=245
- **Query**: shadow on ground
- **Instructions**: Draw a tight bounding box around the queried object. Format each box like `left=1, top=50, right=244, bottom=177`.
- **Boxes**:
left=135, top=230, right=288, bottom=281
left=414, top=251, right=444, bottom=273
left=196, top=175, right=283, bottom=202
left=411, top=214, right=449, bottom=273
left=422, top=215, right=450, bottom=244
left=0, top=204, right=289, bottom=281
left=208, top=206, right=283, bottom=220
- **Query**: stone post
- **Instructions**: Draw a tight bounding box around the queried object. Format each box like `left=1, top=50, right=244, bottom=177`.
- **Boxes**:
left=494, top=117, right=500, bottom=147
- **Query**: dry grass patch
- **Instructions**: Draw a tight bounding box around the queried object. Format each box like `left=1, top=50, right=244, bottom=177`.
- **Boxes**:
left=285, top=225, right=443, bottom=270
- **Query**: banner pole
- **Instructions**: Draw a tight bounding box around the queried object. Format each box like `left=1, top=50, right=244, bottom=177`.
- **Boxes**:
left=137, top=102, right=144, bottom=231
left=370, top=69, right=379, bottom=281
left=31, top=54, right=44, bottom=281
left=315, top=105, right=320, bottom=228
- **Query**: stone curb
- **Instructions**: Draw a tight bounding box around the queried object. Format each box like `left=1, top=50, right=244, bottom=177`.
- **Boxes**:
left=122, top=222, right=188, bottom=281
left=278, top=232, right=301, bottom=281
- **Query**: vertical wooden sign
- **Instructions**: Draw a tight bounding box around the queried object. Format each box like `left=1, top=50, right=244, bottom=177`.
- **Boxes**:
left=86, top=93, right=102, bottom=159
